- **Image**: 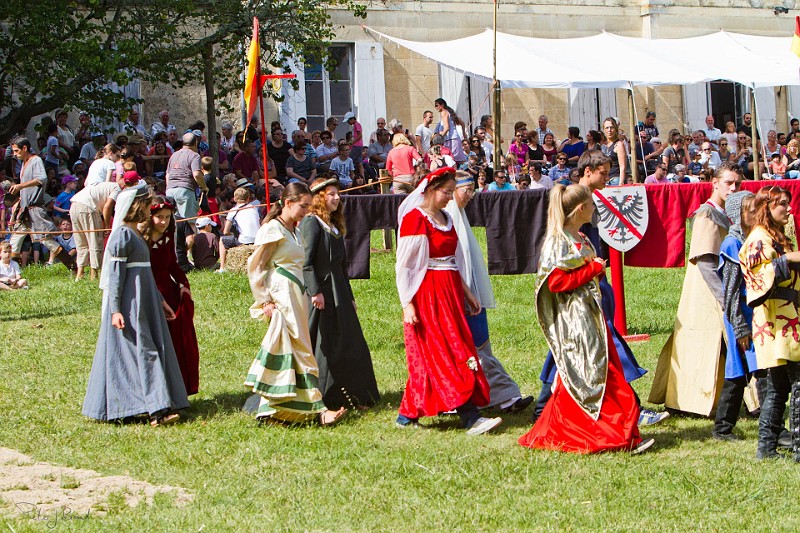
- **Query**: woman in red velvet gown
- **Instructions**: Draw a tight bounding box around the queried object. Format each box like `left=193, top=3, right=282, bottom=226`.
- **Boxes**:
left=395, top=167, right=501, bottom=435
left=141, top=195, right=200, bottom=395
left=519, top=184, right=651, bottom=454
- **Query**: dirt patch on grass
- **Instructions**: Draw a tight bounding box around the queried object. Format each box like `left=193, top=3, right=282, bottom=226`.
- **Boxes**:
left=0, top=447, right=192, bottom=520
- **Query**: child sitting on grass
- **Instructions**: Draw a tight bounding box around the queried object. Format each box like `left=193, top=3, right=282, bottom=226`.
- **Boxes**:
left=0, top=241, right=28, bottom=290
left=47, top=218, right=77, bottom=268
left=189, top=217, right=220, bottom=270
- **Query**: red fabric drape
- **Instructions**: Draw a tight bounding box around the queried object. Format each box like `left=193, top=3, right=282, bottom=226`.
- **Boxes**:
left=624, top=180, right=800, bottom=268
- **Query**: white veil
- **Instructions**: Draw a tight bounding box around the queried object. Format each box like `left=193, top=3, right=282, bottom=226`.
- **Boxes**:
left=99, top=184, right=149, bottom=291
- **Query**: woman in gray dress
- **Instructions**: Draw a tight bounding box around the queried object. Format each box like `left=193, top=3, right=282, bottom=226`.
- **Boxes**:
left=82, top=186, right=189, bottom=426
left=301, top=177, right=380, bottom=410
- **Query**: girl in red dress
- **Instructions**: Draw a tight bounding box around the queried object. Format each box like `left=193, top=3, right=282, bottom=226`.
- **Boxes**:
left=141, top=195, right=200, bottom=395
left=519, top=184, right=652, bottom=454
left=395, top=167, right=501, bottom=435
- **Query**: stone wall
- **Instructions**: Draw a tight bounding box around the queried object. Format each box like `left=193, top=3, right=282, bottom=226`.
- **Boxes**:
left=74, top=1, right=798, bottom=142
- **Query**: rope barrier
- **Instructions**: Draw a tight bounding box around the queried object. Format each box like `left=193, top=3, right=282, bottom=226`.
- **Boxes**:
left=0, top=177, right=401, bottom=237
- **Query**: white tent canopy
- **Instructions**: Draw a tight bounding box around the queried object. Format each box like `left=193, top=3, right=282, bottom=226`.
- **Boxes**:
left=365, top=27, right=800, bottom=89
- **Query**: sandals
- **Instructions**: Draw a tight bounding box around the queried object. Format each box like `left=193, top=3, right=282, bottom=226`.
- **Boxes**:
left=319, top=407, right=347, bottom=427
left=150, top=413, right=180, bottom=427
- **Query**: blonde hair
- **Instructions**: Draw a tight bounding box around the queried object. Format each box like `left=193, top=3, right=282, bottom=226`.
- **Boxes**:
left=0, top=241, right=11, bottom=254
left=233, top=187, right=252, bottom=203
left=546, top=184, right=592, bottom=239
left=392, top=134, right=411, bottom=147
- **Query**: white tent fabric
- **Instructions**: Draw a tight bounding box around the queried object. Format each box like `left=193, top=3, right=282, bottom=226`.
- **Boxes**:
left=364, top=27, right=800, bottom=89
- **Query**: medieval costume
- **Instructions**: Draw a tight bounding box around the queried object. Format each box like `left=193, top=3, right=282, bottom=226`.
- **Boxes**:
left=519, top=229, right=640, bottom=453
left=649, top=201, right=729, bottom=416
left=713, top=191, right=760, bottom=438
left=148, top=207, right=200, bottom=396
left=395, top=172, right=491, bottom=427
left=301, top=214, right=380, bottom=410
left=83, top=187, right=189, bottom=421
left=445, top=178, right=528, bottom=411
left=740, top=224, right=800, bottom=460
left=535, top=214, right=647, bottom=420
left=244, top=219, right=327, bottom=423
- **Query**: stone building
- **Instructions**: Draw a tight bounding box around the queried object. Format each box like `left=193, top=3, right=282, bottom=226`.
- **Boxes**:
left=132, top=0, right=799, bottom=145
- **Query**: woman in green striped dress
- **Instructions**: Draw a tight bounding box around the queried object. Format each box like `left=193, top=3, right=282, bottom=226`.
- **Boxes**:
left=244, top=182, right=347, bottom=426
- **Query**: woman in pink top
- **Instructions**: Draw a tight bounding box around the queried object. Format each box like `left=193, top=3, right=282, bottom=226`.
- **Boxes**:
left=386, top=134, right=422, bottom=194
left=508, top=131, right=529, bottom=166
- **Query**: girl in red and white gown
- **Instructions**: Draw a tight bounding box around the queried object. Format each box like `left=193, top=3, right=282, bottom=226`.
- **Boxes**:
left=519, top=184, right=650, bottom=454
left=395, top=167, right=501, bottom=435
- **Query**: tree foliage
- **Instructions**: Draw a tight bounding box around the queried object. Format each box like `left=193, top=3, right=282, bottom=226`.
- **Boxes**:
left=0, top=0, right=367, bottom=142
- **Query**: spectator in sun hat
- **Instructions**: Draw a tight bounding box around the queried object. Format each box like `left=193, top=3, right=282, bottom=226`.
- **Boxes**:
left=235, top=177, right=254, bottom=189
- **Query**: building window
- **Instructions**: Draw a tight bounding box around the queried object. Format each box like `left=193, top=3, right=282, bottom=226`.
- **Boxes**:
left=304, top=45, right=353, bottom=136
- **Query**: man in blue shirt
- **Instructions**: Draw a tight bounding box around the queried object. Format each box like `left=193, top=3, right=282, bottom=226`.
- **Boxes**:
left=486, top=170, right=515, bottom=191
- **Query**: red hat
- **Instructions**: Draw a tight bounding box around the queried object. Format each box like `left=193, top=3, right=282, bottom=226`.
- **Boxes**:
left=122, top=170, right=141, bottom=186
left=423, top=166, right=456, bottom=190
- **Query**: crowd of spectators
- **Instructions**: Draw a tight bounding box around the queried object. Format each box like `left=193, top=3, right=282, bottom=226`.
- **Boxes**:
left=3, top=104, right=799, bottom=274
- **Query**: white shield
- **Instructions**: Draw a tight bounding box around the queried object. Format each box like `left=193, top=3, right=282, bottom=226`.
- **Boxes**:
left=592, top=186, right=649, bottom=252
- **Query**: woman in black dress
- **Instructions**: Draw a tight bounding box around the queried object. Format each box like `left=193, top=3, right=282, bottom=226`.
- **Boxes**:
left=301, top=177, right=380, bottom=410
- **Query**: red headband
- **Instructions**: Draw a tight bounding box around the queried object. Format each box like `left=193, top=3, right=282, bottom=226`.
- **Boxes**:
left=150, top=200, right=176, bottom=212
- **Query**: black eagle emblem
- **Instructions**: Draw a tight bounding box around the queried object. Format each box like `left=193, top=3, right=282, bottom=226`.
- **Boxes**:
left=596, top=193, right=646, bottom=245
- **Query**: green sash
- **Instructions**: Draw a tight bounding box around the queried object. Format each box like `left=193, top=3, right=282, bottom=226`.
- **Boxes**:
left=274, top=264, right=306, bottom=292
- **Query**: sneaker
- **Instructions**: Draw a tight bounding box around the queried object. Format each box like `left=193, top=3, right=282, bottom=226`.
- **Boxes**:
left=501, top=395, right=535, bottom=414
left=638, top=409, right=670, bottom=427
left=631, top=437, right=655, bottom=455
left=466, top=416, right=503, bottom=436
left=395, top=415, right=423, bottom=429
left=215, top=268, right=227, bottom=274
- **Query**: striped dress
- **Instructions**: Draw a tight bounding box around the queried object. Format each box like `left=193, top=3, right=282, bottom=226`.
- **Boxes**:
left=244, top=219, right=326, bottom=422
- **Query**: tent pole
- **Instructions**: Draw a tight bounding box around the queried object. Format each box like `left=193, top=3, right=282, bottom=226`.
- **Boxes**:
left=628, top=87, right=638, bottom=184
left=751, top=88, right=759, bottom=180
left=492, top=0, right=502, bottom=171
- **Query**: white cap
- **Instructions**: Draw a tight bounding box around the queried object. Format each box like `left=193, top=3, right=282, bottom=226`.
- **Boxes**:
left=343, top=112, right=356, bottom=122
left=195, top=217, right=217, bottom=227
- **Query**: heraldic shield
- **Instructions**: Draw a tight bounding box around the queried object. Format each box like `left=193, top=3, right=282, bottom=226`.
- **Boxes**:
left=592, top=186, right=649, bottom=252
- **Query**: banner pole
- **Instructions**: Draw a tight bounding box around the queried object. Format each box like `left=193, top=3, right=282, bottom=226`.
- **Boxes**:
left=257, top=61, right=270, bottom=212
left=608, top=247, right=628, bottom=336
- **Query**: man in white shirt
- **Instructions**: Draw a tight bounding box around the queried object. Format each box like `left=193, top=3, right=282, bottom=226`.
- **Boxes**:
left=700, top=141, right=723, bottom=170
left=415, top=110, right=435, bottom=155
left=703, top=115, right=722, bottom=146
left=150, top=110, right=176, bottom=139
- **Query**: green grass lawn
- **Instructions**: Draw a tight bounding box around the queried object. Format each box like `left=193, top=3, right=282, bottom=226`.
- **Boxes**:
left=1, top=229, right=798, bottom=532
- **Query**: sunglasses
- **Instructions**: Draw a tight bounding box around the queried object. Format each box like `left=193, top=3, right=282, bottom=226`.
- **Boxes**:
left=557, top=158, right=566, bottom=161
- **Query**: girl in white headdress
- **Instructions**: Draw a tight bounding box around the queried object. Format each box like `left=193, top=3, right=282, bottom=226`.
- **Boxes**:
left=83, top=185, right=189, bottom=426
left=395, top=167, right=501, bottom=435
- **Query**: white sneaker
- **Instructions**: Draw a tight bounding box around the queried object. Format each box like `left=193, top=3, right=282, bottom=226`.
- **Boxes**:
left=466, top=416, right=503, bottom=436
left=631, top=437, right=655, bottom=455
left=215, top=268, right=227, bottom=274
